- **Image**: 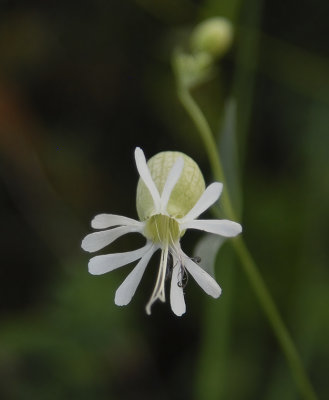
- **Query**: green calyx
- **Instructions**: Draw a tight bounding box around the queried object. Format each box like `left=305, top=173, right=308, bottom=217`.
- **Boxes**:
left=144, top=214, right=180, bottom=243
left=136, top=151, right=206, bottom=221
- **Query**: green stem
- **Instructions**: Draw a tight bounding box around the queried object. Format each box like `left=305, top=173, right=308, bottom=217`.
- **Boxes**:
left=177, top=84, right=318, bottom=400
left=177, top=87, right=235, bottom=220
left=232, top=237, right=317, bottom=400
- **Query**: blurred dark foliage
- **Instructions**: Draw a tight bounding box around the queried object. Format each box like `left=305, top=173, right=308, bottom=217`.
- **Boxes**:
left=0, top=1, right=328, bottom=399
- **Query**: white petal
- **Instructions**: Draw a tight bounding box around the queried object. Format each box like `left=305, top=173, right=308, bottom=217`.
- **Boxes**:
left=180, top=219, right=242, bottom=237
left=178, top=182, right=223, bottom=223
left=134, top=147, right=161, bottom=210
left=160, top=157, right=184, bottom=212
left=91, top=214, right=142, bottom=229
left=81, top=225, right=142, bottom=253
left=88, top=242, right=152, bottom=275
left=115, top=245, right=157, bottom=306
left=183, top=253, right=222, bottom=298
left=170, top=257, right=186, bottom=316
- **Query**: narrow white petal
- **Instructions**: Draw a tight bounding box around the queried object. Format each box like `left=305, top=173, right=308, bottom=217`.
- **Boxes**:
left=88, top=242, right=152, bottom=275
left=81, top=225, right=142, bottom=253
left=183, top=253, right=222, bottom=298
left=115, top=245, right=157, bottom=306
left=91, top=214, right=143, bottom=229
left=178, top=182, right=223, bottom=223
left=160, top=157, right=184, bottom=212
left=181, top=219, right=242, bottom=237
left=170, top=256, right=186, bottom=316
left=134, top=147, right=161, bottom=210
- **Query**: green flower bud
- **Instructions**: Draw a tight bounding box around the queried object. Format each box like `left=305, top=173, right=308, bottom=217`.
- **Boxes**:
left=190, top=17, right=233, bottom=59
left=174, top=51, right=213, bottom=88
left=136, top=151, right=205, bottom=221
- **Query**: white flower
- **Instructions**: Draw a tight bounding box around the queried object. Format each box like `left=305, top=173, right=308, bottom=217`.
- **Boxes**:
left=81, top=147, right=242, bottom=316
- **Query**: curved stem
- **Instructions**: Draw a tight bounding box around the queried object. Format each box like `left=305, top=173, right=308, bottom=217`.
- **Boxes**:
left=177, top=88, right=235, bottom=221
left=177, top=83, right=318, bottom=400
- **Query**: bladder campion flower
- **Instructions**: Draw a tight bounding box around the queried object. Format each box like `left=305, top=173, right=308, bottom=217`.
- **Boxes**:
left=81, top=148, right=242, bottom=316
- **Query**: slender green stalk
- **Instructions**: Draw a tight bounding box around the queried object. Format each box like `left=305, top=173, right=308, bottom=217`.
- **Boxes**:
left=177, top=87, right=235, bottom=221
left=177, top=84, right=318, bottom=400
left=232, top=237, right=317, bottom=400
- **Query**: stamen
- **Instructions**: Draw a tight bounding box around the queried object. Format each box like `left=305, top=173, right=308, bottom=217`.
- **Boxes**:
left=144, top=218, right=182, bottom=314
left=177, top=265, right=189, bottom=289
left=165, top=253, right=173, bottom=281
left=145, top=244, right=169, bottom=315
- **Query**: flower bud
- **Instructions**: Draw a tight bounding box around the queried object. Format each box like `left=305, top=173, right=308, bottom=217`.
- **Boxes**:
left=136, top=151, right=205, bottom=221
left=174, top=51, right=213, bottom=88
left=190, top=17, right=233, bottom=59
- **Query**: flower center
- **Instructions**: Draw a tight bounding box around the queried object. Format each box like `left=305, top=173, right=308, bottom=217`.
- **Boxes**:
left=144, top=214, right=180, bottom=244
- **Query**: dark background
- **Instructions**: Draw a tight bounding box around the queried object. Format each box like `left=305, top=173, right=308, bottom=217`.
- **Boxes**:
left=0, top=1, right=328, bottom=399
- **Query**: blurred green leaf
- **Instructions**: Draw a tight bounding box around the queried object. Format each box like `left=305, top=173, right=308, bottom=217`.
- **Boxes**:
left=194, top=233, right=225, bottom=277
left=195, top=245, right=236, bottom=400
left=200, top=0, right=243, bottom=23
